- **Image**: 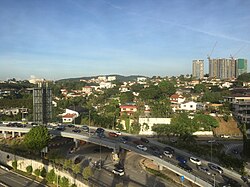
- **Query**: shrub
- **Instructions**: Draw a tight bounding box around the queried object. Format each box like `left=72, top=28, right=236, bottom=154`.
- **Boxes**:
left=26, top=165, right=33, bottom=175
left=34, top=168, right=41, bottom=177
left=40, top=167, right=47, bottom=178
left=12, top=160, right=17, bottom=170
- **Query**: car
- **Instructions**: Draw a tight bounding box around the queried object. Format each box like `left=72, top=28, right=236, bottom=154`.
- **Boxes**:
left=208, top=163, right=223, bottom=174
left=163, top=151, right=173, bottom=158
left=115, top=131, right=122, bottom=135
left=164, top=146, right=175, bottom=154
left=56, top=126, right=65, bottom=131
left=137, top=144, right=147, bottom=151
left=220, top=134, right=230, bottom=138
left=120, top=136, right=129, bottom=143
left=197, top=166, right=211, bottom=175
left=82, top=125, right=89, bottom=132
left=140, top=137, right=149, bottom=143
left=67, top=124, right=75, bottom=128
left=112, top=168, right=124, bottom=176
left=153, top=150, right=163, bottom=158
left=176, top=156, right=187, bottom=164
left=96, top=127, right=105, bottom=134
left=72, top=129, right=81, bottom=133
left=189, top=157, right=202, bottom=165
left=178, top=163, right=192, bottom=172
left=208, top=140, right=216, bottom=143
left=232, top=149, right=239, bottom=154
left=109, top=132, right=119, bottom=137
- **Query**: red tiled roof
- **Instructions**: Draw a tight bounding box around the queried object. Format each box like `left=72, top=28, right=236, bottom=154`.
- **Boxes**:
left=62, top=113, right=76, bottom=118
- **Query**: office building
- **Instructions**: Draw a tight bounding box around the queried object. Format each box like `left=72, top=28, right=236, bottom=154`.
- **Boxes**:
left=192, top=60, right=204, bottom=79
left=33, top=81, right=52, bottom=124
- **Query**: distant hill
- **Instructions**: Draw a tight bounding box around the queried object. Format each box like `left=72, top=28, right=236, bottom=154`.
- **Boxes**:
left=57, top=74, right=148, bottom=82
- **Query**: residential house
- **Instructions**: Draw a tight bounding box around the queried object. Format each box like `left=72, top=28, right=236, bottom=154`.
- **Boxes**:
left=170, top=94, right=185, bottom=104
left=120, top=105, right=137, bottom=116
left=82, top=86, right=92, bottom=94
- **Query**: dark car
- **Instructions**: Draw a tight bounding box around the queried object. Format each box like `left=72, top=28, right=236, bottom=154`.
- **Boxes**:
left=120, top=136, right=129, bottom=143
left=56, top=126, right=65, bottom=131
left=72, top=129, right=81, bottom=133
left=208, top=163, right=223, bottom=174
left=67, top=124, right=75, bottom=128
left=82, top=125, right=89, bottom=132
left=150, top=146, right=160, bottom=151
left=176, top=156, right=187, bottom=164
left=164, top=146, right=175, bottom=154
left=96, top=127, right=105, bottom=134
left=178, top=163, right=192, bottom=172
left=153, top=150, right=163, bottom=158
left=140, top=137, right=149, bottom=143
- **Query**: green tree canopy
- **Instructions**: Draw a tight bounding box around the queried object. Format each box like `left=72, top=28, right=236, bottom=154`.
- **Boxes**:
left=237, top=73, right=250, bottom=82
left=193, top=84, right=206, bottom=93
left=82, top=166, right=93, bottom=181
left=158, top=80, right=176, bottom=97
left=120, top=92, right=134, bottom=104
left=23, top=126, right=50, bottom=152
left=193, top=114, right=219, bottom=130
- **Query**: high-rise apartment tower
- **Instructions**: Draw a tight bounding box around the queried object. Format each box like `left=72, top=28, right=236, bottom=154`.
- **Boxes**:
left=236, top=58, right=247, bottom=77
left=192, top=60, right=204, bottom=79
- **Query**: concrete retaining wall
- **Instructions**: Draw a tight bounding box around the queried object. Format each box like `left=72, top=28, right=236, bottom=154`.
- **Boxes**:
left=0, top=150, right=87, bottom=187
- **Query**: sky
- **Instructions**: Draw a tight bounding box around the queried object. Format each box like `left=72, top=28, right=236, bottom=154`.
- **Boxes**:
left=0, top=0, right=250, bottom=81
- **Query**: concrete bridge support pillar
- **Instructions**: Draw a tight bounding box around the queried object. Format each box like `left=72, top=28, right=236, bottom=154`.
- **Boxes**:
left=2, top=131, right=7, bottom=139
left=74, top=138, right=79, bottom=148
left=12, top=131, right=15, bottom=138
left=158, top=165, right=163, bottom=171
left=18, top=132, right=22, bottom=137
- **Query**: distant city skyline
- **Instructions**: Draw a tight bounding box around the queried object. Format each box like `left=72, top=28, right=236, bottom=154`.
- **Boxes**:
left=1, top=0, right=250, bottom=81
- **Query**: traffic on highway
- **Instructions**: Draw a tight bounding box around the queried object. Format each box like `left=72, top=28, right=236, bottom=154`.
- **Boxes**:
left=0, top=121, right=249, bottom=187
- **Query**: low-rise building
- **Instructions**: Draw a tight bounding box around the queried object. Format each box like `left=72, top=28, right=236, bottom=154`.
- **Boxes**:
left=120, top=105, right=137, bottom=116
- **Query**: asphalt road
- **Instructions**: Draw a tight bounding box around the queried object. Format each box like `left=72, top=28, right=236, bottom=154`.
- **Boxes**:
left=0, top=168, right=46, bottom=187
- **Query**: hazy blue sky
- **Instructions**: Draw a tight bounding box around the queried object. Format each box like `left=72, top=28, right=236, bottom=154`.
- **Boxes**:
left=0, top=0, right=250, bottom=80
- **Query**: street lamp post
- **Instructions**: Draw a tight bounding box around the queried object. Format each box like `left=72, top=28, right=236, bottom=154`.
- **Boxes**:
left=88, top=109, right=91, bottom=137
left=210, top=126, right=213, bottom=162
left=212, top=174, right=216, bottom=187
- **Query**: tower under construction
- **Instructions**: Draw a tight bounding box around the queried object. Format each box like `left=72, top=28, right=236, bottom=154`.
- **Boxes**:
left=33, top=81, right=52, bottom=125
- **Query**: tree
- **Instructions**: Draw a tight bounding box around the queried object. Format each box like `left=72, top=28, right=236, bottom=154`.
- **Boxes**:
left=12, top=160, right=17, bottom=170
left=63, top=159, right=73, bottom=170
left=120, top=92, right=134, bottom=104
left=193, top=84, right=206, bottom=93
left=149, top=99, right=172, bottom=118
left=193, top=114, right=219, bottom=130
left=40, top=167, right=47, bottom=178
left=82, top=166, right=93, bottom=181
left=46, top=169, right=56, bottom=184
left=34, top=168, right=41, bottom=177
left=152, top=124, right=174, bottom=140
left=72, top=164, right=81, bottom=174
left=23, top=126, right=50, bottom=152
left=158, top=80, right=176, bottom=97
left=26, top=165, right=33, bottom=175
left=60, top=176, right=69, bottom=187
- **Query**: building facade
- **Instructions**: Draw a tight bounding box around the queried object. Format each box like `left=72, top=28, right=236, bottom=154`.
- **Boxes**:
left=236, top=58, right=247, bottom=77
left=209, top=58, right=247, bottom=79
left=33, top=81, right=52, bottom=125
left=192, top=60, right=204, bottom=79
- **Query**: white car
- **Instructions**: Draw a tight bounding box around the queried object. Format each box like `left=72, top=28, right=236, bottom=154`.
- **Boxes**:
left=189, top=157, right=202, bottom=165
left=112, top=168, right=124, bottom=176
left=163, top=151, right=173, bottom=158
left=115, top=131, right=122, bottom=136
left=137, top=144, right=147, bottom=151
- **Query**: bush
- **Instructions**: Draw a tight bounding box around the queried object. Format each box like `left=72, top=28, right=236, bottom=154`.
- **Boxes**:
left=60, top=176, right=69, bottom=187
left=40, top=167, right=47, bottom=178
left=46, top=169, right=55, bottom=183
left=12, top=160, right=17, bottom=170
left=26, top=165, right=33, bottom=175
left=34, top=168, right=41, bottom=177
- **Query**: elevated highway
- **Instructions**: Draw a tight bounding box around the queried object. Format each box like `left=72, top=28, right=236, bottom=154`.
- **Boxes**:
left=0, top=124, right=247, bottom=187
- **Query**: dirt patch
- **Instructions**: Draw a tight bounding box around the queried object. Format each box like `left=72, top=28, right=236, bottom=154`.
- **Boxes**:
left=213, top=117, right=242, bottom=136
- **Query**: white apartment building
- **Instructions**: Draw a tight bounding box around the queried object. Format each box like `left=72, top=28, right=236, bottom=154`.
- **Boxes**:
left=192, top=60, right=204, bottom=79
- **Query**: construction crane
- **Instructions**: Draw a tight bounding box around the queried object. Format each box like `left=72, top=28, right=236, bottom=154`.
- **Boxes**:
left=230, top=45, right=245, bottom=60
left=207, top=41, right=217, bottom=61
